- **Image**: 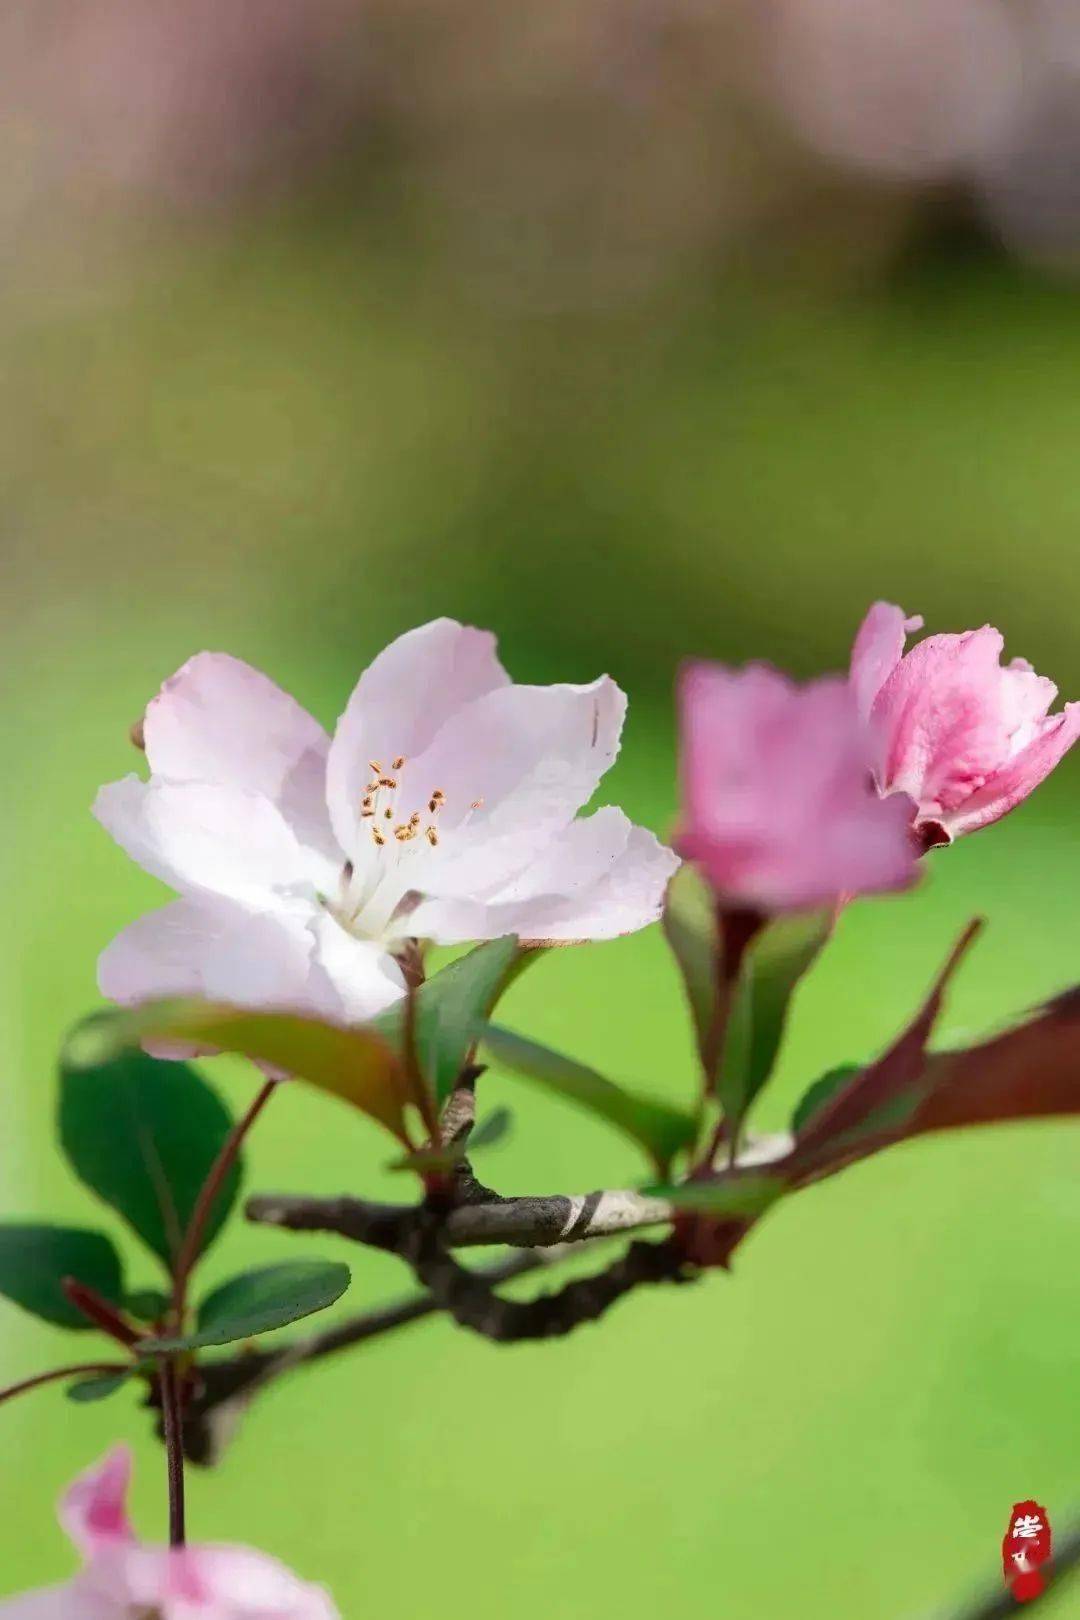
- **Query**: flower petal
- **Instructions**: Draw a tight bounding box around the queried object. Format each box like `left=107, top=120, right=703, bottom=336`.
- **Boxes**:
left=167, top=1545, right=341, bottom=1619
left=142, top=653, right=336, bottom=860
left=326, top=620, right=510, bottom=857
left=678, top=662, right=917, bottom=910
left=60, top=1447, right=135, bottom=1561
left=0, top=1586, right=111, bottom=1619
left=409, top=809, right=677, bottom=943
left=306, top=913, right=408, bottom=1024
left=871, top=626, right=1015, bottom=811
left=98, top=898, right=317, bottom=1013
left=941, top=703, right=1080, bottom=836
left=393, top=676, right=627, bottom=896
left=93, top=778, right=334, bottom=906
left=849, top=600, right=922, bottom=719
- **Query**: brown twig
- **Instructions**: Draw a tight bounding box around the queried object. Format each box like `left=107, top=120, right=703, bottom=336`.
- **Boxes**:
left=174, top=1247, right=577, bottom=1465
left=171, top=1078, right=277, bottom=1316
left=159, top=1358, right=186, bottom=1546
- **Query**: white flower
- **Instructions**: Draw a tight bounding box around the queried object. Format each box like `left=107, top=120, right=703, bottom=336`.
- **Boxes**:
left=94, top=619, right=678, bottom=1027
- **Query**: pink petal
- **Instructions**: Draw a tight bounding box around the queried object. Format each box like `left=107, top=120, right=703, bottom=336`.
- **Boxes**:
left=93, top=779, right=334, bottom=906
left=409, top=808, right=679, bottom=943
left=0, top=1584, right=110, bottom=1618
left=142, top=653, right=336, bottom=861
left=849, top=600, right=922, bottom=719
left=871, top=625, right=1013, bottom=810
left=940, top=702, right=1080, bottom=836
left=678, top=662, right=917, bottom=910
left=166, top=1544, right=341, bottom=1618
left=59, top=1447, right=135, bottom=1561
left=326, top=620, right=510, bottom=859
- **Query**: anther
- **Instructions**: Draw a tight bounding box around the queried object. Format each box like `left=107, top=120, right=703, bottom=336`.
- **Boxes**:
left=470, top=799, right=484, bottom=810
left=379, top=776, right=398, bottom=790
left=361, top=807, right=375, bottom=818
left=372, top=829, right=386, bottom=847
left=369, top=760, right=383, bottom=774
left=426, top=827, right=439, bottom=847
left=384, top=807, right=393, bottom=820
left=392, top=756, right=406, bottom=770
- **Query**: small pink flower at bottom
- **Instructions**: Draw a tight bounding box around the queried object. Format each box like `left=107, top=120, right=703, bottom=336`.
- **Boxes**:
left=0, top=1447, right=339, bottom=1619
left=851, top=601, right=1080, bottom=844
left=675, top=660, right=918, bottom=912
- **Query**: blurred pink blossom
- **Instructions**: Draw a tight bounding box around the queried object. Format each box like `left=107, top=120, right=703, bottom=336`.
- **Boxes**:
left=851, top=601, right=1080, bottom=844
left=675, top=660, right=917, bottom=911
left=0, top=1446, right=339, bottom=1618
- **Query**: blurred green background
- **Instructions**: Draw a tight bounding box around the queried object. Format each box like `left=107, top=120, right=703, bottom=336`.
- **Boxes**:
left=3, top=20, right=1080, bottom=1614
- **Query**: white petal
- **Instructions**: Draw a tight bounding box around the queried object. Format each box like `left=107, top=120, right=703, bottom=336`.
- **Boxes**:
left=142, top=652, right=336, bottom=860
left=326, top=620, right=509, bottom=857
left=99, top=899, right=406, bottom=1043
left=397, top=677, right=628, bottom=898
left=410, top=810, right=678, bottom=943
left=93, top=778, right=334, bottom=907
left=306, top=913, right=407, bottom=1024
left=98, top=898, right=317, bottom=1014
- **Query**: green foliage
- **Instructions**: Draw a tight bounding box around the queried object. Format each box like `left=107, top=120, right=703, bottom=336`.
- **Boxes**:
left=482, top=1024, right=696, bottom=1173
left=661, top=866, right=720, bottom=1072
left=142, top=1261, right=351, bottom=1352
left=376, top=937, right=526, bottom=1105
left=66, top=1370, right=136, bottom=1403
left=59, top=1031, right=242, bottom=1271
left=790, top=1066, right=862, bottom=1135
left=72, top=1002, right=408, bottom=1144
left=125, top=1288, right=172, bottom=1322
left=385, top=1106, right=513, bottom=1174
left=0, top=1225, right=124, bottom=1329
left=718, top=911, right=831, bottom=1126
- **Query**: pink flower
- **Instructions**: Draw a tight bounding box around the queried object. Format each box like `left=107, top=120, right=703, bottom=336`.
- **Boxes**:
left=94, top=619, right=678, bottom=1026
left=675, top=661, right=917, bottom=912
left=0, top=1446, right=338, bottom=1618
left=851, top=601, right=1080, bottom=843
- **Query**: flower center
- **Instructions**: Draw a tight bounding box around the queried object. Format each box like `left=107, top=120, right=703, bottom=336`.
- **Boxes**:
left=361, top=756, right=446, bottom=849
left=328, top=754, right=484, bottom=942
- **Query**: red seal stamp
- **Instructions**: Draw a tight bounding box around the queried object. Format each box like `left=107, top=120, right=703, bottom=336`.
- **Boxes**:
left=1003, top=1501, right=1052, bottom=1603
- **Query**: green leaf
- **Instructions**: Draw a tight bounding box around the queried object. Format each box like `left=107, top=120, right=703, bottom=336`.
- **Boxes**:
left=718, top=910, right=831, bottom=1124
left=469, top=1106, right=513, bottom=1151
left=385, top=1107, right=513, bottom=1174
left=142, top=1260, right=351, bottom=1352
left=661, top=866, right=720, bottom=1069
left=71, top=1001, right=409, bottom=1144
left=644, top=1173, right=784, bottom=1219
left=482, top=1024, right=697, bottom=1171
left=375, top=937, right=525, bottom=1106
left=0, top=1225, right=124, bottom=1329
left=60, top=1025, right=242, bottom=1270
left=66, top=1369, right=136, bottom=1403
left=125, top=1288, right=172, bottom=1322
left=790, top=1065, right=861, bottom=1136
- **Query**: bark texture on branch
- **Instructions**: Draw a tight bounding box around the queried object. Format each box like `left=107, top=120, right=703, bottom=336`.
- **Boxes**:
left=245, top=1186, right=676, bottom=1250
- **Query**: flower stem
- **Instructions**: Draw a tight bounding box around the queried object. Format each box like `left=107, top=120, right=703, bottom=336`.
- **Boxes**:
left=0, top=1361, right=130, bottom=1407
left=171, top=1077, right=277, bottom=1317
left=159, top=1358, right=186, bottom=1547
